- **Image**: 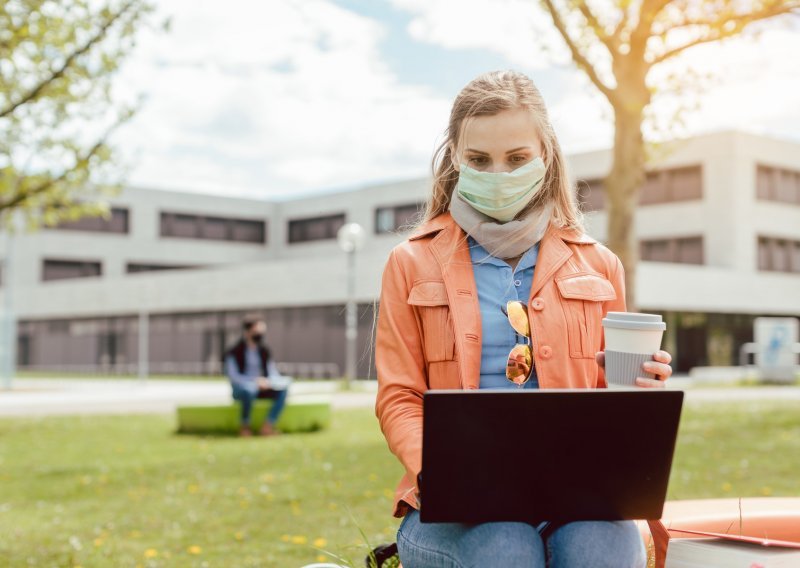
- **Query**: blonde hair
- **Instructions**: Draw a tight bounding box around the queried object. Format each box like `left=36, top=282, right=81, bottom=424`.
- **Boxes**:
left=419, top=70, right=583, bottom=233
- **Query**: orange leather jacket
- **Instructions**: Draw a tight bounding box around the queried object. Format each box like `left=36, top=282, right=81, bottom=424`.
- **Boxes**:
left=375, top=212, right=626, bottom=518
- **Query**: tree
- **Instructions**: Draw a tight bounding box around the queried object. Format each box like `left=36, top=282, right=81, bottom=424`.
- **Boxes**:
left=538, top=0, right=800, bottom=309
left=0, top=0, right=156, bottom=230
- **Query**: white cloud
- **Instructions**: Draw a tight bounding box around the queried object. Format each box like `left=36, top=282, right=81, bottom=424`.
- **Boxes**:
left=110, top=1, right=800, bottom=200
left=112, top=0, right=451, bottom=198
left=390, top=1, right=800, bottom=150
left=393, top=0, right=569, bottom=69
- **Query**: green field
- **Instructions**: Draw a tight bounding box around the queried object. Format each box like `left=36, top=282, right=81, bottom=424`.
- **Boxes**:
left=0, top=401, right=798, bottom=567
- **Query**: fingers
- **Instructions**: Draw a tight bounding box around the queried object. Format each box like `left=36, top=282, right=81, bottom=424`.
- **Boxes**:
left=595, top=351, right=605, bottom=368
left=643, top=361, right=672, bottom=379
left=653, top=350, right=672, bottom=365
left=597, top=350, right=671, bottom=379
left=638, top=350, right=672, bottom=388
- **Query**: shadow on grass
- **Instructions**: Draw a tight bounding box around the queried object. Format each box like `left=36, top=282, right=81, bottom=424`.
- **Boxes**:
left=171, top=426, right=329, bottom=439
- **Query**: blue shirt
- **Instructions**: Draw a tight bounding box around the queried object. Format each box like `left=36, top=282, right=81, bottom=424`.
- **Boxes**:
left=467, top=236, right=540, bottom=389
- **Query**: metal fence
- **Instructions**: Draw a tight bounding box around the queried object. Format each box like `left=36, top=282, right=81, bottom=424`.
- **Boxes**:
left=17, top=361, right=342, bottom=380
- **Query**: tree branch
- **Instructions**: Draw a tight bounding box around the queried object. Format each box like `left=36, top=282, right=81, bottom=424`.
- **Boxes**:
left=610, top=9, right=627, bottom=47
left=0, top=139, right=107, bottom=212
left=576, top=2, right=618, bottom=53
left=540, top=0, right=618, bottom=105
left=0, top=0, right=137, bottom=119
left=651, top=4, right=800, bottom=65
left=667, top=1, right=800, bottom=31
left=630, top=0, right=673, bottom=55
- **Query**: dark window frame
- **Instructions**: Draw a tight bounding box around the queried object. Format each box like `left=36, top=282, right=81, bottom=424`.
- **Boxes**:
left=287, top=213, right=346, bottom=244
left=756, top=164, right=800, bottom=205
left=577, top=165, right=703, bottom=211
left=758, top=235, right=800, bottom=273
left=640, top=236, right=704, bottom=265
left=640, top=165, right=703, bottom=205
left=126, top=263, right=194, bottom=274
left=53, top=207, right=130, bottom=234
left=575, top=178, right=606, bottom=212
left=160, top=211, right=267, bottom=244
left=374, top=202, right=424, bottom=234
left=42, top=258, right=103, bottom=282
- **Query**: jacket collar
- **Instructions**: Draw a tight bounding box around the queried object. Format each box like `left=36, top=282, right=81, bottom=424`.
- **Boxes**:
left=558, top=228, right=597, bottom=244
left=408, top=213, right=453, bottom=241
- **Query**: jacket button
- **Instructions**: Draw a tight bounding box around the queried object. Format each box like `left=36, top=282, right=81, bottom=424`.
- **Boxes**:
left=531, top=298, right=545, bottom=311
left=539, top=345, right=552, bottom=359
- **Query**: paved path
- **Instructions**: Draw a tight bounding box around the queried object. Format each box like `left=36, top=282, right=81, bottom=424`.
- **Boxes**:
left=1, top=377, right=798, bottom=418
left=0, top=378, right=378, bottom=417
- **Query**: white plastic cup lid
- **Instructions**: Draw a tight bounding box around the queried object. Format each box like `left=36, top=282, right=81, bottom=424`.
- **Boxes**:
left=602, top=311, right=666, bottom=332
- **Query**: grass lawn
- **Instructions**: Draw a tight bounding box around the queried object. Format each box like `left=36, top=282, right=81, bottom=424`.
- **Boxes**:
left=1, top=400, right=798, bottom=567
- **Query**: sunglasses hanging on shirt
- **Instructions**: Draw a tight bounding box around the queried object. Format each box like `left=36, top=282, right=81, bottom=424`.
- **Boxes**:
left=501, top=300, right=534, bottom=386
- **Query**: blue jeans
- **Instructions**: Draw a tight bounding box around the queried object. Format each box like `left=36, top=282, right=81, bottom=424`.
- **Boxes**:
left=231, top=384, right=288, bottom=427
left=397, top=509, right=646, bottom=568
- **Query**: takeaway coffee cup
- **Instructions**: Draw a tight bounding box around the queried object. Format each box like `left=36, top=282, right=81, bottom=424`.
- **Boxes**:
left=601, top=312, right=666, bottom=388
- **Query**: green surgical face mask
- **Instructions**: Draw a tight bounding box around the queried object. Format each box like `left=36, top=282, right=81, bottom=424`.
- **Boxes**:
left=456, top=157, right=547, bottom=222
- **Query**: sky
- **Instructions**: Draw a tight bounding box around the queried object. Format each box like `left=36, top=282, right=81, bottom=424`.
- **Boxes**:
left=110, top=0, right=800, bottom=201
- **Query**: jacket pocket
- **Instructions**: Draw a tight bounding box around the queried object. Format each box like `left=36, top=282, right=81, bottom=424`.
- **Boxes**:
left=408, top=280, right=456, bottom=363
left=555, top=272, right=616, bottom=359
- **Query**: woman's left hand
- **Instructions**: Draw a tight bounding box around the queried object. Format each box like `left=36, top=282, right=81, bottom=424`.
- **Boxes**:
left=595, top=350, right=673, bottom=388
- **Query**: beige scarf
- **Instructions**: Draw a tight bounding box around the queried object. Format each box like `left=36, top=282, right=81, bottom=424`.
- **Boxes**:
left=448, top=193, right=553, bottom=259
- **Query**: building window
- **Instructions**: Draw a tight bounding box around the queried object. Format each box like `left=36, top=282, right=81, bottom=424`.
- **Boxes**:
left=576, top=166, right=701, bottom=211
left=375, top=203, right=424, bottom=234
left=676, top=236, right=704, bottom=265
left=231, top=219, right=265, bottom=243
left=640, top=236, right=704, bottom=265
left=126, top=263, right=194, bottom=274
left=54, top=207, right=129, bottom=234
left=162, top=213, right=199, bottom=238
left=42, top=259, right=102, bottom=282
left=575, top=179, right=605, bottom=212
left=201, top=216, right=229, bottom=240
left=640, top=166, right=703, bottom=205
left=288, top=213, right=346, bottom=244
left=758, top=236, right=800, bottom=273
left=160, top=212, right=266, bottom=244
left=756, top=165, right=800, bottom=205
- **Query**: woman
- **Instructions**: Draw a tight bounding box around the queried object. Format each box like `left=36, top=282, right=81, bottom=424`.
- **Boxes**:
left=374, top=70, right=673, bottom=567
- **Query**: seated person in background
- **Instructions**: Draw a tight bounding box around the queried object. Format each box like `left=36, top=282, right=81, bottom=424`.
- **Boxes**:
left=224, top=316, right=291, bottom=437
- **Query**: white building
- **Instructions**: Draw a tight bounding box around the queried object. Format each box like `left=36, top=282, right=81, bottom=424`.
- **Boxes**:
left=3, top=130, right=799, bottom=377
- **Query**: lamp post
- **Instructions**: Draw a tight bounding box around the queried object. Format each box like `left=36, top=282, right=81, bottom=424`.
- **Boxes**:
left=337, top=222, right=365, bottom=388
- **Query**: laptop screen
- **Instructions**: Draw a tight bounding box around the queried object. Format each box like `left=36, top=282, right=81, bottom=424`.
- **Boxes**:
left=420, top=389, right=684, bottom=524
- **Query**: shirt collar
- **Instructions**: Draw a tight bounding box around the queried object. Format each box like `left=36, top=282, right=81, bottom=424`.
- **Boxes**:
left=468, top=235, right=539, bottom=271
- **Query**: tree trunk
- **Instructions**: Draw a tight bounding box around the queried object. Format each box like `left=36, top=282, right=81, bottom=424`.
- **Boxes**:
left=605, top=106, right=646, bottom=311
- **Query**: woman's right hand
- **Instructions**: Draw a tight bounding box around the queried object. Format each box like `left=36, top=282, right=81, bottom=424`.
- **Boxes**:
left=596, top=350, right=673, bottom=387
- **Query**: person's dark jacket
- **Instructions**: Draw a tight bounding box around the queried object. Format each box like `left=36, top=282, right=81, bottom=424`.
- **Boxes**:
left=224, top=339, right=271, bottom=378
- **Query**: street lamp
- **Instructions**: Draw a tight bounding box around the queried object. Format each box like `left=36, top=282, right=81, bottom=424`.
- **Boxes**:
left=337, top=222, right=365, bottom=388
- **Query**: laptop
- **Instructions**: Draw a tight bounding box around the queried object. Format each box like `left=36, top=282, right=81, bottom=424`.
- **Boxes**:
left=420, top=389, right=684, bottom=524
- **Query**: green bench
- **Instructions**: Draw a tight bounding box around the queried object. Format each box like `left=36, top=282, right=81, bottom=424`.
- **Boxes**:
left=176, top=400, right=331, bottom=434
